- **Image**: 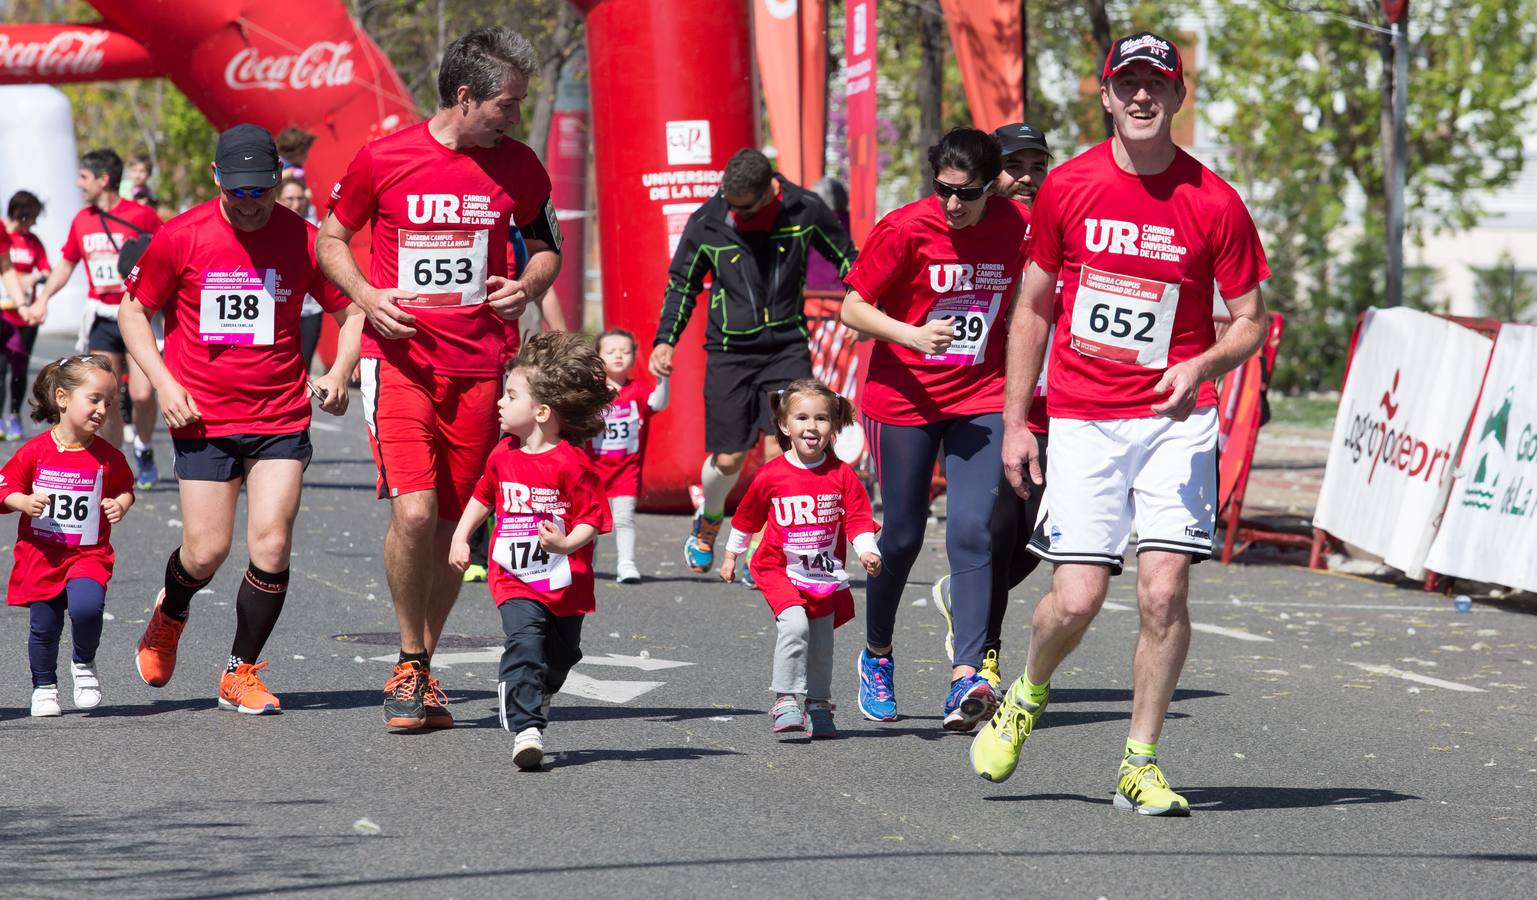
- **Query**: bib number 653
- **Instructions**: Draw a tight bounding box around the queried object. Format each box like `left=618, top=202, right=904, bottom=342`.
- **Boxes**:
left=412, top=257, right=473, bottom=287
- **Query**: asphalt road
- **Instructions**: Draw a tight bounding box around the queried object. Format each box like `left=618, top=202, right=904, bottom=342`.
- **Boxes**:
left=1, top=338, right=1534, bottom=899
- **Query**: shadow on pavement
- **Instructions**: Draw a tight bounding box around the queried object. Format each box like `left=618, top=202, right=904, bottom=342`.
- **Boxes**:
left=549, top=746, right=743, bottom=768
left=1045, top=687, right=1226, bottom=704
left=983, top=785, right=1420, bottom=811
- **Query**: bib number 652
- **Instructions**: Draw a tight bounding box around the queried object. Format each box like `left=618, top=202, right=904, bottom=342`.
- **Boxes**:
left=1088, top=303, right=1157, bottom=343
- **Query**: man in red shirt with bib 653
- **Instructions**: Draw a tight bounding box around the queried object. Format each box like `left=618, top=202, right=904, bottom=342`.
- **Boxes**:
left=318, top=26, right=562, bottom=731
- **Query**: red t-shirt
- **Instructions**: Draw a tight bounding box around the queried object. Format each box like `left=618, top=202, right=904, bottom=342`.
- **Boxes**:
left=1, top=433, right=135, bottom=605
left=587, top=378, right=658, bottom=499
left=60, top=198, right=161, bottom=305
left=1029, top=142, right=1270, bottom=420
left=3, top=229, right=49, bottom=326
left=845, top=194, right=1030, bottom=425
left=330, top=122, right=553, bottom=378
left=729, top=454, right=877, bottom=627
left=471, top=438, right=610, bottom=616
left=124, top=200, right=349, bottom=439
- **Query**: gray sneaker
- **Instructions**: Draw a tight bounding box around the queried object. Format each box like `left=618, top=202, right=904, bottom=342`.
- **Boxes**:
left=806, top=699, right=837, bottom=739
left=513, top=726, right=544, bottom=770
left=770, top=694, right=804, bottom=733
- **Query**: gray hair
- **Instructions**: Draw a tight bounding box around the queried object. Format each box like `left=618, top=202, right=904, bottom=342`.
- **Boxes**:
left=437, top=27, right=538, bottom=108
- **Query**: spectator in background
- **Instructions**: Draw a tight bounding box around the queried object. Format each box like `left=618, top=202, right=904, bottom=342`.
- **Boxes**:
left=806, top=178, right=852, bottom=293
left=275, top=127, right=317, bottom=181
left=276, top=176, right=325, bottom=373
left=124, top=154, right=155, bottom=205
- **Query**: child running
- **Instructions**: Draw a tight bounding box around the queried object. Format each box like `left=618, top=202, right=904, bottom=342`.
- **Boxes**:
left=718, top=379, right=880, bottom=739
left=588, top=329, right=669, bottom=584
left=449, top=332, right=613, bottom=769
left=2, top=355, right=135, bottom=716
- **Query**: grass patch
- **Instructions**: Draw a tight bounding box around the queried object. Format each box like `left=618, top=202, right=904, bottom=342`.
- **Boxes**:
left=1268, top=395, right=1340, bottom=429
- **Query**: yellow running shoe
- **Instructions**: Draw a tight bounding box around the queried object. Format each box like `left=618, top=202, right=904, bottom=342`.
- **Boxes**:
left=978, top=649, right=1002, bottom=690
left=969, top=683, right=1046, bottom=783
left=1114, top=756, right=1190, bottom=816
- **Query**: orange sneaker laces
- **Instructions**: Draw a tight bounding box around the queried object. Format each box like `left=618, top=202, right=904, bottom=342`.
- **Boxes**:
left=225, top=660, right=271, bottom=696
left=383, top=663, right=420, bottom=699
left=424, top=676, right=448, bottom=708
left=143, top=610, right=181, bottom=650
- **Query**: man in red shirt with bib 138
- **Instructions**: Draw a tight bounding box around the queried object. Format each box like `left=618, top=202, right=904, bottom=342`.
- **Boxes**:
left=972, top=32, right=1270, bottom=817
left=318, top=26, right=562, bottom=731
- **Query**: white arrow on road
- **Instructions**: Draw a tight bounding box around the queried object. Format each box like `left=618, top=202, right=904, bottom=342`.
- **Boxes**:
left=577, top=653, right=694, bottom=672
left=367, top=649, right=689, bottom=703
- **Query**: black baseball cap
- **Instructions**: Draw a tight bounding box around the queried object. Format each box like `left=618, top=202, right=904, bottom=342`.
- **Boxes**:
left=1102, top=31, right=1183, bottom=82
left=214, top=124, right=281, bottom=191
left=992, top=123, right=1051, bottom=157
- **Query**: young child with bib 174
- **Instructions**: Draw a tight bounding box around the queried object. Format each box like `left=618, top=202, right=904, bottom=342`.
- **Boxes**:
left=588, top=329, right=668, bottom=584
left=719, top=379, right=880, bottom=739
left=2, top=355, right=135, bottom=716
left=450, top=332, right=614, bottom=770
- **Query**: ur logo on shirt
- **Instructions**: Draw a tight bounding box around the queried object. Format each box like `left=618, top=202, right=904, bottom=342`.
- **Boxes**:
left=1084, top=218, right=1141, bottom=255
left=927, top=263, right=976, bottom=293
left=771, top=495, right=819, bottom=526
left=500, top=481, right=533, bottom=513
left=406, top=193, right=462, bottom=225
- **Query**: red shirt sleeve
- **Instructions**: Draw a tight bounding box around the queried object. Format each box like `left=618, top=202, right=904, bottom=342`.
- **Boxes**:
left=728, top=467, right=772, bottom=536
left=567, top=460, right=611, bottom=534
left=1211, top=193, right=1271, bottom=300
left=1027, top=172, right=1065, bottom=274
left=839, top=464, right=878, bottom=540
left=512, top=151, right=553, bottom=228
left=33, top=237, right=50, bottom=272
left=104, top=446, right=135, bottom=499
left=842, top=212, right=908, bottom=304
left=123, top=230, right=179, bottom=312
left=136, top=204, right=163, bottom=234
left=60, top=215, right=83, bottom=264
left=329, top=144, right=377, bottom=233
left=0, top=441, right=34, bottom=509
left=0, top=230, right=10, bottom=253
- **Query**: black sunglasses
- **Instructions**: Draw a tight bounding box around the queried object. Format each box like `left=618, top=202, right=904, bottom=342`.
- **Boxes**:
left=932, top=179, right=992, bottom=202
left=726, top=188, right=769, bottom=213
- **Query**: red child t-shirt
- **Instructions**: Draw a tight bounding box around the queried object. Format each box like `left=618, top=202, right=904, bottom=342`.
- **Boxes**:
left=124, top=200, right=350, bottom=438
left=330, top=121, right=554, bottom=378
left=3, top=229, right=49, bottom=326
left=471, top=438, right=611, bottom=616
left=60, top=198, right=161, bottom=304
left=587, top=378, right=658, bottom=499
left=844, top=194, right=1031, bottom=425
left=728, top=454, right=877, bottom=627
left=1, top=432, right=135, bottom=605
left=1029, top=141, right=1270, bottom=420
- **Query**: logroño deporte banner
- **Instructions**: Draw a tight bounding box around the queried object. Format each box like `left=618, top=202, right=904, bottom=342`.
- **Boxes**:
left=1312, top=307, right=1494, bottom=577
left=1424, top=325, right=1537, bottom=593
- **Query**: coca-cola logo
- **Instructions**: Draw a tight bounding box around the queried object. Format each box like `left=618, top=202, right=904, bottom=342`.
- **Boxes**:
left=0, top=30, right=108, bottom=77
left=225, top=41, right=355, bottom=92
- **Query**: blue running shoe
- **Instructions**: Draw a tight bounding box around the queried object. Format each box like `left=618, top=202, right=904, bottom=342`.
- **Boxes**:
left=135, top=448, right=159, bottom=490
left=857, top=649, right=897, bottom=721
left=684, top=511, right=722, bottom=573
left=943, top=673, right=998, bottom=733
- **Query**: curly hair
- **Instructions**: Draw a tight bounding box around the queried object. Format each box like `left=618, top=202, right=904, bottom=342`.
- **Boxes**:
left=512, top=332, right=614, bottom=445
left=31, top=354, right=116, bottom=424
left=767, top=379, right=854, bottom=451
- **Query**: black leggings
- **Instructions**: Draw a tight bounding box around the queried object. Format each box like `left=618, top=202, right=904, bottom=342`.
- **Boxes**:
left=2, top=321, right=37, bottom=416
left=984, top=430, right=1048, bottom=653
left=28, top=579, right=107, bottom=687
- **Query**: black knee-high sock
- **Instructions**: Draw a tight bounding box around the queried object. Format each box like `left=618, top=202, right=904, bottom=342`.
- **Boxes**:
left=229, top=563, right=289, bottom=668
left=161, top=547, right=213, bottom=621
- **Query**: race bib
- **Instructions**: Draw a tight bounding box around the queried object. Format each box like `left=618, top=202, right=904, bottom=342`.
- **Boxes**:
left=87, top=252, right=123, bottom=290
left=591, top=401, right=641, bottom=458
left=783, top=524, right=846, bottom=597
left=30, top=465, right=103, bottom=547
left=924, top=291, right=1002, bottom=366
left=199, top=267, right=276, bottom=346
left=1069, top=265, right=1179, bottom=369
left=492, top=512, right=572, bottom=592
left=397, top=229, right=489, bottom=307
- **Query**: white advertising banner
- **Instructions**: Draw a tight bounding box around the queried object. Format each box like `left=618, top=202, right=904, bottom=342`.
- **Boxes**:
left=1424, top=325, right=1537, bottom=592
left=1313, top=308, right=1493, bottom=576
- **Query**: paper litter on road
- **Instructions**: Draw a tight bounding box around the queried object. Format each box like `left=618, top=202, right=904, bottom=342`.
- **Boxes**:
left=352, top=818, right=382, bottom=836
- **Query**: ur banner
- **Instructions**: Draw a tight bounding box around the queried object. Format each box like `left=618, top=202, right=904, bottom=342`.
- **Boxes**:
left=1425, top=325, right=1537, bottom=592
left=844, top=0, right=877, bottom=244
left=1312, top=308, right=1493, bottom=577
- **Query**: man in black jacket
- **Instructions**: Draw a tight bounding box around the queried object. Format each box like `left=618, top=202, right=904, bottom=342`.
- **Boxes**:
left=650, top=148, right=857, bottom=573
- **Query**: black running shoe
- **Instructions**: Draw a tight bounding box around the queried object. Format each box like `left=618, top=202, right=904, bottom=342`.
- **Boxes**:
left=382, top=660, right=427, bottom=729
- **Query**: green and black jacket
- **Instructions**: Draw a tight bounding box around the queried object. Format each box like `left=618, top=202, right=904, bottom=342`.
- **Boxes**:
left=653, top=175, right=857, bottom=354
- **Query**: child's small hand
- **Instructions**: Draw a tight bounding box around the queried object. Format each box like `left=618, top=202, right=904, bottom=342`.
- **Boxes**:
left=718, top=553, right=737, bottom=584
left=101, top=497, right=126, bottom=524
left=19, top=492, right=49, bottom=517
left=536, top=520, right=569, bottom=554
left=448, top=539, right=471, bottom=572
left=860, top=551, right=882, bottom=576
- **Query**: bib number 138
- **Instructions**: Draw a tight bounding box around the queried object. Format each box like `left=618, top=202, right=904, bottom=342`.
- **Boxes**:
left=213, top=293, right=263, bottom=321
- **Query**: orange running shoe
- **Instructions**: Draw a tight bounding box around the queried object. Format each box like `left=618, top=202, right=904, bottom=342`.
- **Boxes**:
left=422, top=675, right=454, bottom=729
left=135, top=590, right=186, bottom=688
left=382, top=660, right=427, bottom=729
left=218, top=661, right=282, bottom=715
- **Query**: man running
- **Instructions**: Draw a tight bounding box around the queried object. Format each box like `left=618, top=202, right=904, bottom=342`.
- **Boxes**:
left=121, top=124, right=361, bottom=713
left=971, top=32, right=1270, bottom=816
left=30, top=149, right=164, bottom=487
left=318, top=26, right=562, bottom=730
left=650, top=148, right=856, bottom=573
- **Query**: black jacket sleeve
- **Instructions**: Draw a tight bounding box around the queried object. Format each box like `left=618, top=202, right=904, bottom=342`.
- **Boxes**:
left=654, top=214, right=712, bottom=347
left=808, top=199, right=858, bottom=281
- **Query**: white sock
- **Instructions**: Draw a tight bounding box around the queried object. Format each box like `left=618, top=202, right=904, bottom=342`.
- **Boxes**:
left=699, top=457, right=739, bottom=520
left=133, top=436, right=148, bottom=454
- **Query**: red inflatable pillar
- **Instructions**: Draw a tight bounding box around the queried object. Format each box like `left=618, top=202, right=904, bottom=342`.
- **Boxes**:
left=545, top=48, right=589, bottom=332
left=574, top=0, right=756, bottom=511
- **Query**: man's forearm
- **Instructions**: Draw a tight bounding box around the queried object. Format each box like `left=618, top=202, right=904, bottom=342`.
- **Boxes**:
left=1196, top=292, right=1269, bottom=382
left=328, top=307, right=365, bottom=376
left=118, top=299, right=173, bottom=388
left=316, top=230, right=374, bottom=303
left=519, top=249, right=560, bottom=298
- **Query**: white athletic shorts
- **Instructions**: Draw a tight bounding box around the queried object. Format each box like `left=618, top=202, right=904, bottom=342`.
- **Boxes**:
left=1028, top=407, right=1218, bottom=574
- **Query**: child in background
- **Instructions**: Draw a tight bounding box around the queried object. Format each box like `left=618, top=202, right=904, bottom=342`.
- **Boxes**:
left=719, top=379, right=880, bottom=739
left=588, top=330, right=669, bottom=584
left=450, top=332, right=613, bottom=770
left=1, top=356, right=135, bottom=716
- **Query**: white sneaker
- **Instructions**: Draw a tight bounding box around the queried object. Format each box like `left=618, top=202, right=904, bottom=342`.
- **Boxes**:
left=31, top=686, right=61, bottom=717
left=615, top=562, right=642, bottom=584
left=71, top=662, right=102, bottom=709
left=513, top=726, right=544, bottom=770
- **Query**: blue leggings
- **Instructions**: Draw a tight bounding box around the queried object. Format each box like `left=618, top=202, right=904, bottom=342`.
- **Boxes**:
left=28, top=579, right=107, bottom=687
left=863, top=413, right=1003, bottom=668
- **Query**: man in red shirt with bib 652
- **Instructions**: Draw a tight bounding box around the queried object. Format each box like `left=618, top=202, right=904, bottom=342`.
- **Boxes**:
left=318, top=27, right=562, bottom=731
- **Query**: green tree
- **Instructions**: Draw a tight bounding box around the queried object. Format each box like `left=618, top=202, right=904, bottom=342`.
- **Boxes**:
left=1206, top=1, right=1537, bottom=392
left=1475, top=250, right=1537, bottom=323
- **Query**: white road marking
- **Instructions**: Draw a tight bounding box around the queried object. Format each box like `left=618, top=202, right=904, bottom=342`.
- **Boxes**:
left=559, top=671, right=665, bottom=703
left=1102, top=601, right=1135, bottom=612
left=580, top=653, right=694, bottom=672
left=1194, top=599, right=1490, bottom=613
left=1191, top=623, right=1273, bottom=643
left=368, top=649, right=682, bottom=702
left=310, top=420, right=343, bottom=432
left=1346, top=662, right=1485, bottom=693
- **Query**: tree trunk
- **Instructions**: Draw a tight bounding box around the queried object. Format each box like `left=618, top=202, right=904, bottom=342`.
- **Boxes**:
left=1085, top=0, right=1113, bottom=138
left=526, top=1, right=580, bottom=155
left=917, top=1, right=945, bottom=192
left=1020, top=0, right=1029, bottom=120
